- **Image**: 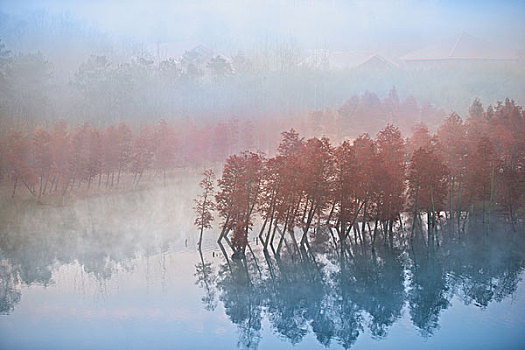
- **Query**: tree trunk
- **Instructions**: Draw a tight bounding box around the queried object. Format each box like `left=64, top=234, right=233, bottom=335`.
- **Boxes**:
left=488, top=164, right=495, bottom=225
left=198, top=225, right=204, bottom=249
left=361, top=200, right=368, bottom=234
left=301, top=201, right=317, bottom=245
left=11, top=176, right=18, bottom=198
left=38, top=174, right=43, bottom=202
left=372, top=218, right=379, bottom=247
left=326, top=201, right=336, bottom=226
left=344, top=201, right=366, bottom=242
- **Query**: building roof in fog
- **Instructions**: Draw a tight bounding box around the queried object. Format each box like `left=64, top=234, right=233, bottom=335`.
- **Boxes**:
left=400, top=32, right=517, bottom=61
left=356, top=54, right=399, bottom=69
left=301, top=50, right=398, bottom=69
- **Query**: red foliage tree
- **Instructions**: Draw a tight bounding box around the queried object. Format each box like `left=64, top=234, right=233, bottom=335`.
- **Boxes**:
left=408, top=123, right=431, bottom=156
left=50, top=121, right=71, bottom=196
left=407, top=145, right=449, bottom=234
left=32, top=127, right=53, bottom=201
left=86, top=128, right=103, bottom=189
left=216, top=151, right=263, bottom=255
left=272, top=129, right=305, bottom=251
left=465, top=136, right=494, bottom=222
left=375, top=124, right=406, bottom=237
left=436, top=113, right=468, bottom=223
left=69, top=123, right=91, bottom=190
left=351, top=133, right=379, bottom=242
left=231, top=220, right=248, bottom=258
left=116, top=122, right=133, bottom=185
left=194, top=169, right=215, bottom=249
left=332, top=140, right=360, bottom=243
left=488, top=99, right=525, bottom=225
left=257, top=155, right=285, bottom=249
left=102, top=125, right=120, bottom=187
left=154, top=120, right=177, bottom=184
left=297, top=137, right=335, bottom=245
left=5, top=130, right=36, bottom=197
left=130, top=126, right=155, bottom=185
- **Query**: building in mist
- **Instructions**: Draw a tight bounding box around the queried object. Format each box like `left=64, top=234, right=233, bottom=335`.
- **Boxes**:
left=301, top=50, right=398, bottom=71
left=355, top=54, right=399, bottom=70
left=399, top=32, right=518, bottom=68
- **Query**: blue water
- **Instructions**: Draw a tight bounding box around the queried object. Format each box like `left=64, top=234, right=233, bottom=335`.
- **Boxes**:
left=0, top=186, right=524, bottom=349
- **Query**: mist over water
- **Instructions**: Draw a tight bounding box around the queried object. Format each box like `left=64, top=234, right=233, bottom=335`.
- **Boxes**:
left=0, top=174, right=524, bottom=349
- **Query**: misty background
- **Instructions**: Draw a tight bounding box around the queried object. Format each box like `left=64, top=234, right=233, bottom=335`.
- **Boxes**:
left=0, top=0, right=524, bottom=129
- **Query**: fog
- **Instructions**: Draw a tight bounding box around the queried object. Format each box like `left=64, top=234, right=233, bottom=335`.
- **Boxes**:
left=1, top=3, right=525, bottom=348
left=1, top=0, right=524, bottom=129
left=3, top=0, right=524, bottom=53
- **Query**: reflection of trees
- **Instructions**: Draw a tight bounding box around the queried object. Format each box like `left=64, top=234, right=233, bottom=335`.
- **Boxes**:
left=217, top=257, right=262, bottom=350
left=331, top=254, right=362, bottom=349
left=344, top=245, right=405, bottom=338
left=444, top=224, right=525, bottom=308
left=265, top=250, right=325, bottom=345
left=0, top=222, right=173, bottom=315
left=0, top=259, right=21, bottom=315
left=0, top=231, right=54, bottom=286
left=332, top=297, right=361, bottom=350
left=194, top=249, right=217, bottom=311
left=408, top=235, right=450, bottom=336
left=202, top=223, right=525, bottom=349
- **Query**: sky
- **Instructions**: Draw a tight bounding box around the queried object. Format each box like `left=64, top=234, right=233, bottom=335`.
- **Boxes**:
left=1, top=0, right=524, bottom=56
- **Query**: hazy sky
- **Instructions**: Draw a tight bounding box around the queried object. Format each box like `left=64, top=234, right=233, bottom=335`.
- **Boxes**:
left=1, top=0, right=524, bottom=55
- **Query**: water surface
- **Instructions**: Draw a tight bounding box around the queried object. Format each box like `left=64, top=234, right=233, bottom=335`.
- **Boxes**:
left=1, top=182, right=524, bottom=349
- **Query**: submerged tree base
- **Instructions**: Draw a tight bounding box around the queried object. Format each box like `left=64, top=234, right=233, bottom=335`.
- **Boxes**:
left=231, top=250, right=246, bottom=260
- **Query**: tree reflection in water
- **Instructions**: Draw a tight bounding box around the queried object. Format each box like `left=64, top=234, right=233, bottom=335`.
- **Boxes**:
left=0, top=211, right=170, bottom=316
left=0, top=219, right=523, bottom=349
left=408, top=234, right=450, bottom=336
left=194, top=249, right=218, bottom=312
left=198, top=223, right=525, bottom=349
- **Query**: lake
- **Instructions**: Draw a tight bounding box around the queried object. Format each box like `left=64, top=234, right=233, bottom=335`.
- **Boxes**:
left=1, top=179, right=524, bottom=349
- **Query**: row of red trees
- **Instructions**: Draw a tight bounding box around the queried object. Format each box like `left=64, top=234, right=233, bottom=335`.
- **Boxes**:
left=0, top=120, right=178, bottom=200
left=200, top=98, right=524, bottom=256
left=0, top=117, right=266, bottom=200
left=0, top=90, right=455, bottom=202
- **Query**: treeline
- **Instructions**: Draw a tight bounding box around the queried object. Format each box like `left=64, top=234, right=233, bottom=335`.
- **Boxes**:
left=0, top=89, right=448, bottom=201
left=300, top=88, right=446, bottom=142
left=198, top=98, right=524, bottom=257
left=2, top=34, right=522, bottom=129
left=0, top=118, right=262, bottom=201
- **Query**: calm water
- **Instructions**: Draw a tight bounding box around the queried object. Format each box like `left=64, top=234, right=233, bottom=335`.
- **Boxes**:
left=1, top=180, right=525, bottom=349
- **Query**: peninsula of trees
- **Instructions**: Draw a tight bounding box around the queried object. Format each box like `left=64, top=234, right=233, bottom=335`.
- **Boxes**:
left=195, top=98, right=524, bottom=257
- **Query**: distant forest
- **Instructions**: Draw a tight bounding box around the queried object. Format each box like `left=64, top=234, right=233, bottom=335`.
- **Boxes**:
left=0, top=87, right=447, bottom=195
left=0, top=33, right=523, bottom=131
